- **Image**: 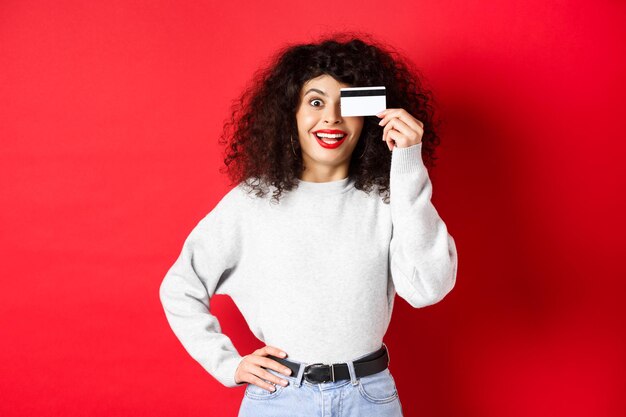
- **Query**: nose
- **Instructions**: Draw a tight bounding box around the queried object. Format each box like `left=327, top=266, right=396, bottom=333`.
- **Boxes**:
left=323, top=102, right=342, bottom=124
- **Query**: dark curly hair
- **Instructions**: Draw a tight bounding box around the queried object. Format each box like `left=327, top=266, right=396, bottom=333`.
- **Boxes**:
left=218, top=31, right=442, bottom=205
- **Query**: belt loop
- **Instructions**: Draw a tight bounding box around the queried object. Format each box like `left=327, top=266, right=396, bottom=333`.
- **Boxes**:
left=382, top=342, right=390, bottom=366
left=294, top=362, right=306, bottom=387
left=346, top=359, right=359, bottom=386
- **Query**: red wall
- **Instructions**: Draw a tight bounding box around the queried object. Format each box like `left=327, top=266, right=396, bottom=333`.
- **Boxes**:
left=1, top=1, right=624, bottom=416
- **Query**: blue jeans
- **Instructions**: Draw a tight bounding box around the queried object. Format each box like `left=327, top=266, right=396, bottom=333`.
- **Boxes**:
left=237, top=347, right=405, bottom=417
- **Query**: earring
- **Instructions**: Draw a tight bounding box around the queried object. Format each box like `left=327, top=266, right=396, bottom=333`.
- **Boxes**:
left=290, top=135, right=298, bottom=157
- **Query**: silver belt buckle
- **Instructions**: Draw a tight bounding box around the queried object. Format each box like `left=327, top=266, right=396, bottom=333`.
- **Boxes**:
left=304, top=362, right=336, bottom=383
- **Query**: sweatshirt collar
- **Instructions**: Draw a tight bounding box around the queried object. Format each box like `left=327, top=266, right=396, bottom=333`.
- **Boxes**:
left=295, top=176, right=355, bottom=195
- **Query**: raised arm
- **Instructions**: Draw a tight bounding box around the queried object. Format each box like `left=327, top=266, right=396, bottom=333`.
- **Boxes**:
left=388, top=142, right=458, bottom=308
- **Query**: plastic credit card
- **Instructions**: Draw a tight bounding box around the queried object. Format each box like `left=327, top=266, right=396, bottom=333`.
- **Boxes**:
left=340, top=86, right=386, bottom=117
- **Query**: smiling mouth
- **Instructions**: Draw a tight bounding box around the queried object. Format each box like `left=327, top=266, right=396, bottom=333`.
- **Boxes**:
left=314, top=132, right=347, bottom=144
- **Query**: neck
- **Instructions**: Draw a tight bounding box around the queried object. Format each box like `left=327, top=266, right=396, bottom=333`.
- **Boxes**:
left=298, top=163, right=350, bottom=183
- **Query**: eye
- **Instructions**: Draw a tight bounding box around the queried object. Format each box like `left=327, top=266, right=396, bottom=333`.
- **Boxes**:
left=309, top=98, right=323, bottom=107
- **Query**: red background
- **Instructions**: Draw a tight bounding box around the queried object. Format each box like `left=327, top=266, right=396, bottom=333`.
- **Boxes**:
left=1, top=1, right=624, bottom=416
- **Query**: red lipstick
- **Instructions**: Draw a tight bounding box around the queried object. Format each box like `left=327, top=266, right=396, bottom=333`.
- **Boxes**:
left=312, top=129, right=347, bottom=149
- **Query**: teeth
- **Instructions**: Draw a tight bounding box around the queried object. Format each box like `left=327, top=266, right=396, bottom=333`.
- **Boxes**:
left=315, top=132, right=346, bottom=139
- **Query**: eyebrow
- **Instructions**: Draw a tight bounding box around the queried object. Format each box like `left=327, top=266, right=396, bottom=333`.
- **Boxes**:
left=304, top=88, right=327, bottom=97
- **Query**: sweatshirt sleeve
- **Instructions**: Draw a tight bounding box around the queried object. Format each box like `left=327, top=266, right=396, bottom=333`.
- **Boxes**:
left=388, top=142, right=458, bottom=308
left=158, top=188, right=246, bottom=388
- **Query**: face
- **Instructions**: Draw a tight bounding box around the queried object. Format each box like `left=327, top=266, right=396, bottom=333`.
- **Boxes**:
left=295, top=74, right=364, bottom=179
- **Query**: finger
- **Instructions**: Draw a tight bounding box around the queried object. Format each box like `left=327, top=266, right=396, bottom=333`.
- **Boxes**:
left=247, top=373, right=280, bottom=393
left=376, top=108, right=399, bottom=126
left=377, top=110, right=397, bottom=126
left=257, top=356, right=293, bottom=376
left=383, top=118, right=423, bottom=148
left=262, top=345, right=288, bottom=358
left=383, top=128, right=394, bottom=151
left=258, top=368, right=290, bottom=387
left=247, top=354, right=292, bottom=376
left=254, top=346, right=286, bottom=360
left=376, top=108, right=392, bottom=118
left=379, top=109, right=423, bottom=133
left=387, top=129, right=410, bottom=149
left=382, top=118, right=409, bottom=151
left=384, top=111, right=422, bottom=134
left=383, top=117, right=413, bottom=140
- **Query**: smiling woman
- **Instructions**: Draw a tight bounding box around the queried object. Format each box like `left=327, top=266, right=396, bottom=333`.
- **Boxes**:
left=159, top=31, right=458, bottom=417
left=294, top=74, right=364, bottom=181
left=217, top=31, right=442, bottom=204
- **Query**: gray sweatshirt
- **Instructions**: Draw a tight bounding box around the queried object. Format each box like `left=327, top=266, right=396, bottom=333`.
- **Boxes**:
left=159, top=142, right=458, bottom=388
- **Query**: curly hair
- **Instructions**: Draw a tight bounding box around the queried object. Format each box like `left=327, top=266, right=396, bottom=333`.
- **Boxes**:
left=218, top=31, right=442, bottom=205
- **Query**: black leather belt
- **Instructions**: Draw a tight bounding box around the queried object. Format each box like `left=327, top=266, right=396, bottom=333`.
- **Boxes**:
left=266, top=343, right=390, bottom=384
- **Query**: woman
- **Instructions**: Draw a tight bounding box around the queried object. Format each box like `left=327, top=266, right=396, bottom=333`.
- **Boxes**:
left=159, top=32, right=458, bottom=417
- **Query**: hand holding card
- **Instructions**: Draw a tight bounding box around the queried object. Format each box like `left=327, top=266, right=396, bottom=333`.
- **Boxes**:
left=340, top=86, right=386, bottom=117
left=376, top=108, right=425, bottom=151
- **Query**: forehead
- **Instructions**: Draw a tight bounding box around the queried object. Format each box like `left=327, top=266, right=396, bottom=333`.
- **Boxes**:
left=301, top=74, right=351, bottom=94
